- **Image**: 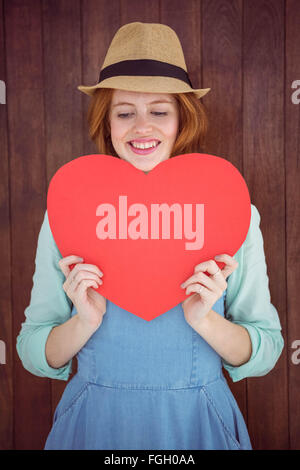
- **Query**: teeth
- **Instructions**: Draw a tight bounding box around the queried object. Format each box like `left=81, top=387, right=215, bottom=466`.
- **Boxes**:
left=131, top=141, right=159, bottom=149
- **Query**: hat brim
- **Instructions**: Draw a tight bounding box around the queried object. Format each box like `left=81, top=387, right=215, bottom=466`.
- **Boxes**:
left=77, top=76, right=210, bottom=99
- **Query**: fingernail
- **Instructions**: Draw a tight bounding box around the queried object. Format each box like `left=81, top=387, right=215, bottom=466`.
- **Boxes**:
left=214, top=255, right=222, bottom=260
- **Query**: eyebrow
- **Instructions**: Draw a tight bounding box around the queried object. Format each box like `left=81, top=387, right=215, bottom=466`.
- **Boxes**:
left=112, top=100, right=174, bottom=108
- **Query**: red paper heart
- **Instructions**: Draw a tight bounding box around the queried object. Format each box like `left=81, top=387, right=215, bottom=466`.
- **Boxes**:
left=47, top=153, right=251, bottom=321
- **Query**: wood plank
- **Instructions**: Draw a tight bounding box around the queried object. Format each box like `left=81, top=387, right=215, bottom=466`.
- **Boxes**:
left=0, top=0, right=13, bottom=451
left=5, top=0, right=51, bottom=449
left=81, top=0, right=121, bottom=155
left=42, top=0, right=83, bottom=430
left=202, top=0, right=243, bottom=171
left=286, top=0, right=300, bottom=451
left=120, top=0, right=160, bottom=24
left=201, top=0, right=247, bottom=422
left=243, top=0, right=288, bottom=449
left=160, top=0, right=202, bottom=112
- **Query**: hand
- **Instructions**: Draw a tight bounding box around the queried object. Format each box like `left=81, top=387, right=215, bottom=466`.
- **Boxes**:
left=181, top=254, right=238, bottom=328
left=58, top=255, right=106, bottom=330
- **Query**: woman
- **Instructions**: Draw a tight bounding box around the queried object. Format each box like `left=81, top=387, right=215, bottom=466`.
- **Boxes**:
left=16, top=22, right=284, bottom=450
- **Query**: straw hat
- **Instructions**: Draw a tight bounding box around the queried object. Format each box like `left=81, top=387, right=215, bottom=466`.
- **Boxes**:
left=77, top=22, right=211, bottom=99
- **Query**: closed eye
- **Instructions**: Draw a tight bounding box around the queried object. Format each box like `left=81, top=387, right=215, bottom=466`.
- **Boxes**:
left=117, top=113, right=133, bottom=118
left=117, top=112, right=168, bottom=118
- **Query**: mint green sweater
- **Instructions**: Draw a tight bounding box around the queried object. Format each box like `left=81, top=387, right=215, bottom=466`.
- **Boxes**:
left=16, top=204, right=284, bottom=383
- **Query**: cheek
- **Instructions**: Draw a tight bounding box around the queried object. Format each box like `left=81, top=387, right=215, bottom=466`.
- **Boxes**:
left=110, top=119, right=128, bottom=142
left=163, top=119, right=179, bottom=142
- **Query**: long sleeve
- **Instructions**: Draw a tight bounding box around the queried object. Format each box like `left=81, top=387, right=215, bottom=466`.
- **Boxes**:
left=222, top=204, right=284, bottom=382
left=16, top=210, right=73, bottom=381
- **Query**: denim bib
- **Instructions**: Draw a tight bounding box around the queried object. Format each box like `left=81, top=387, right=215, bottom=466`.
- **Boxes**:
left=44, top=293, right=252, bottom=450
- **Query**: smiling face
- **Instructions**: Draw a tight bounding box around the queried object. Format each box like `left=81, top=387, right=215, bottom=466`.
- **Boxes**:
left=109, top=90, right=179, bottom=174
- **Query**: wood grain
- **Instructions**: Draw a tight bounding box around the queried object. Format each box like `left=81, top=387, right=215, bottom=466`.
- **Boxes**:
left=0, top=0, right=13, bottom=452
left=5, top=0, right=51, bottom=449
left=243, top=0, right=288, bottom=449
left=201, top=0, right=248, bottom=426
left=286, top=0, right=300, bottom=451
left=1, top=0, right=298, bottom=450
left=42, top=0, right=83, bottom=432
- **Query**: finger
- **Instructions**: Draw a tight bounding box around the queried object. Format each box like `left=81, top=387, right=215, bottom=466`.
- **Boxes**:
left=65, top=263, right=103, bottom=289
left=214, top=254, right=238, bottom=279
left=67, top=270, right=103, bottom=294
left=181, top=271, right=216, bottom=292
left=184, top=272, right=226, bottom=297
left=71, top=262, right=103, bottom=278
left=193, top=259, right=221, bottom=276
left=58, top=255, right=83, bottom=278
left=76, top=279, right=100, bottom=296
left=185, top=283, right=205, bottom=296
left=182, top=260, right=223, bottom=289
left=74, top=270, right=103, bottom=286
left=198, top=270, right=226, bottom=293
left=185, top=283, right=212, bottom=300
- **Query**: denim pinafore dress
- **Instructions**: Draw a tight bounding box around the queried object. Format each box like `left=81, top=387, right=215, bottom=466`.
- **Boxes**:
left=44, top=291, right=252, bottom=450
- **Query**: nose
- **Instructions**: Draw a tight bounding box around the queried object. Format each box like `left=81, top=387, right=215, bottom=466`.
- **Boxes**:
left=133, top=113, right=153, bottom=134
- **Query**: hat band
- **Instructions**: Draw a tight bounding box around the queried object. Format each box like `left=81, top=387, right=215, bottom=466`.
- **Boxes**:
left=98, top=59, right=193, bottom=88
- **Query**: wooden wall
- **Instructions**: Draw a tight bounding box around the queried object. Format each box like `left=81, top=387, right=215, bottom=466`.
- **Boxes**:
left=0, top=0, right=299, bottom=450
